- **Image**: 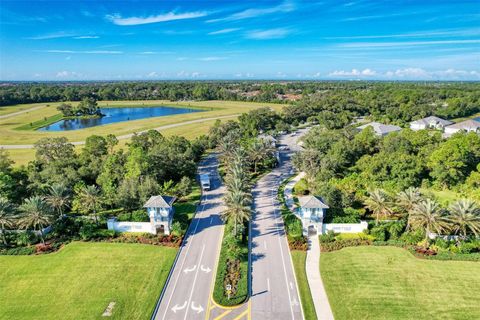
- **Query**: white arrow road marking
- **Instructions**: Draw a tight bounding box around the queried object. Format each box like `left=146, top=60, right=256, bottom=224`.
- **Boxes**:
left=267, top=278, right=271, bottom=292
left=183, top=265, right=196, bottom=274
left=264, top=241, right=267, bottom=250
left=171, top=301, right=187, bottom=313
left=191, top=301, right=204, bottom=314
left=200, top=265, right=211, bottom=273
left=290, top=282, right=294, bottom=290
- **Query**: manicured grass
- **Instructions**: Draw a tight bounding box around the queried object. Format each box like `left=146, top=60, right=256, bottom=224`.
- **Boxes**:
left=291, top=250, right=317, bottom=320
left=0, top=100, right=284, bottom=145
left=420, top=187, right=460, bottom=205
left=15, top=113, right=64, bottom=130
left=0, top=242, right=177, bottom=320
left=321, top=246, right=480, bottom=320
left=172, top=183, right=201, bottom=235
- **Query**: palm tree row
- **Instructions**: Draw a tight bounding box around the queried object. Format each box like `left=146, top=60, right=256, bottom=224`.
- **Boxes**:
left=0, top=183, right=103, bottom=245
left=222, top=147, right=252, bottom=236
left=365, top=187, right=480, bottom=240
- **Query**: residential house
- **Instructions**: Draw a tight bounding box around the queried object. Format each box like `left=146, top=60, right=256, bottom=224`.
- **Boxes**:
left=357, top=122, right=402, bottom=136
left=444, top=119, right=480, bottom=137
left=297, top=195, right=329, bottom=236
left=107, top=195, right=176, bottom=235
left=410, top=116, right=453, bottom=131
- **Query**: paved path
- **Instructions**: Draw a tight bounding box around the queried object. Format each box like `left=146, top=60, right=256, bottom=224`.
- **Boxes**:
left=250, top=130, right=309, bottom=320
left=152, top=153, right=227, bottom=320
left=0, top=105, right=45, bottom=120
left=283, top=172, right=334, bottom=320
left=0, top=114, right=238, bottom=150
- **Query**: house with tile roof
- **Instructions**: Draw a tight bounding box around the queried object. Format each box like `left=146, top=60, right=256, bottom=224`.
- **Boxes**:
left=444, top=119, right=480, bottom=137
left=410, top=116, right=453, bottom=131
left=357, top=122, right=402, bottom=136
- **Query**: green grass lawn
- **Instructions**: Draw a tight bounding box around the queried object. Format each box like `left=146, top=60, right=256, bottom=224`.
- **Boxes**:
left=291, top=250, right=317, bottom=320
left=0, top=242, right=177, bottom=320
left=321, top=246, right=480, bottom=320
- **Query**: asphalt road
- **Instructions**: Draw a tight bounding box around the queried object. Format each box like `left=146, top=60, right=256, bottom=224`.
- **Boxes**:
left=250, top=129, right=308, bottom=320
left=151, top=153, right=226, bottom=320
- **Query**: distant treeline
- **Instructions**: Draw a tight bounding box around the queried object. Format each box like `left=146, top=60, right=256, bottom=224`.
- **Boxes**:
left=1, top=81, right=480, bottom=124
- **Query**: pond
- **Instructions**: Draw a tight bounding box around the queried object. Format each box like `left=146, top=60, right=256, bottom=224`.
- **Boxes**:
left=37, top=106, right=202, bottom=131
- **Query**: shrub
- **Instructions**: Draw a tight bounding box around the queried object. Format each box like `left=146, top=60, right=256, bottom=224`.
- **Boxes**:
left=320, top=238, right=373, bottom=252
left=370, top=226, right=387, bottom=241
left=332, top=207, right=362, bottom=223
left=319, top=230, right=336, bottom=243
left=336, top=232, right=375, bottom=241
left=117, top=209, right=149, bottom=222
left=399, top=230, right=424, bottom=245
left=293, top=179, right=309, bottom=195
left=0, top=246, right=35, bottom=255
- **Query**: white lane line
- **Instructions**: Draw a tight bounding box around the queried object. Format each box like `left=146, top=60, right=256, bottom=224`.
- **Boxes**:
left=210, top=216, right=213, bottom=225
left=271, top=188, right=296, bottom=319
left=264, top=241, right=267, bottom=250
left=267, top=278, right=271, bottom=292
left=161, top=193, right=208, bottom=319
left=184, top=244, right=206, bottom=320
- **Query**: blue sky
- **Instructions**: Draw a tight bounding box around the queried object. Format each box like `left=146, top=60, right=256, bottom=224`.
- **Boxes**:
left=0, top=0, right=479, bottom=80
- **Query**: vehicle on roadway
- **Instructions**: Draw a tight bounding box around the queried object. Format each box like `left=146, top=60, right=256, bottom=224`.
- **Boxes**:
left=200, top=173, right=211, bottom=191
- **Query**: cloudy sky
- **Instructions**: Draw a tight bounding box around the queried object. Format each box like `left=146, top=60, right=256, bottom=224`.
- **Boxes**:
left=0, top=0, right=479, bottom=80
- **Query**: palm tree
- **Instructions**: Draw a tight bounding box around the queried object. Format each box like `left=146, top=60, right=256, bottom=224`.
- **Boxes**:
left=0, top=197, right=16, bottom=245
left=364, top=189, right=392, bottom=225
left=78, top=185, right=102, bottom=225
left=18, top=196, right=53, bottom=244
left=396, top=187, right=421, bottom=230
left=249, top=139, right=273, bottom=173
left=447, top=199, right=480, bottom=237
left=410, top=199, right=450, bottom=242
left=223, top=188, right=252, bottom=236
left=45, top=183, right=70, bottom=218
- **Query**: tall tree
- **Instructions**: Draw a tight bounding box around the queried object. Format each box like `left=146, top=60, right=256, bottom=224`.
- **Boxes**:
left=396, top=187, right=422, bottom=230
left=223, top=188, right=252, bottom=236
left=447, top=199, right=480, bottom=237
left=364, top=189, right=392, bottom=225
left=78, top=185, right=102, bottom=225
left=45, top=183, right=70, bottom=218
left=410, top=199, right=449, bottom=241
left=18, top=196, right=53, bottom=244
left=0, top=197, right=16, bottom=245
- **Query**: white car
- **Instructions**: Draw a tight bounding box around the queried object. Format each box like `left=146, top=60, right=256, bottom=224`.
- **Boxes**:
left=278, top=146, right=290, bottom=151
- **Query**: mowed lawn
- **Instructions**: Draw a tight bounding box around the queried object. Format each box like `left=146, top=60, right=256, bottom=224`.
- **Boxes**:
left=0, top=242, right=177, bottom=320
left=321, top=246, right=480, bottom=320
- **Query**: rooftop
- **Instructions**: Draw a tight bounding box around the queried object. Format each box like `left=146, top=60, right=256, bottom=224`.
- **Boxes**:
left=410, top=116, right=453, bottom=126
left=357, top=122, right=402, bottom=135
left=446, top=119, right=480, bottom=130
left=143, top=195, right=176, bottom=208
left=298, top=195, right=329, bottom=209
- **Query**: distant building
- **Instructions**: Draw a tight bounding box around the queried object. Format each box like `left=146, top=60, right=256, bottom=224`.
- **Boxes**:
left=297, top=195, right=329, bottom=236
left=107, top=195, right=176, bottom=235
left=410, top=116, right=453, bottom=131
left=357, top=122, right=402, bottom=136
left=444, top=119, right=480, bottom=137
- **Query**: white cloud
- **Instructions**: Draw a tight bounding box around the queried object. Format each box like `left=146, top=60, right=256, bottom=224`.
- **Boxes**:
left=328, top=67, right=480, bottom=80
left=56, top=71, right=81, bottom=78
left=146, top=72, right=159, bottom=78
left=246, top=28, right=291, bottom=40
left=176, top=57, right=188, bottom=61
left=208, top=28, right=240, bottom=35
left=26, top=32, right=76, bottom=40
left=198, top=56, right=227, bottom=61
left=73, top=35, right=99, bottom=39
left=208, top=1, right=295, bottom=23
left=329, top=68, right=377, bottom=76
left=339, top=39, right=480, bottom=48
left=40, top=50, right=123, bottom=54
left=106, top=11, right=208, bottom=26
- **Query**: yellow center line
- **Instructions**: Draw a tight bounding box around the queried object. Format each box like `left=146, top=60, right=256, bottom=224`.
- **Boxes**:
left=233, top=309, right=249, bottom=320
left=214, top=309, right=233, bottom=320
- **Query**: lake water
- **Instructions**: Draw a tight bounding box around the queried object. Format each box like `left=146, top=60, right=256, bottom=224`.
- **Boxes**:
left=38, top=106, right=202, bottom=131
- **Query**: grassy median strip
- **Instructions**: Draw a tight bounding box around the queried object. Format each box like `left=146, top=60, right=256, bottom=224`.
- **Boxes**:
left=291, top=250, right=318, bottom=320
left=213, top=221, right=249, bottom=306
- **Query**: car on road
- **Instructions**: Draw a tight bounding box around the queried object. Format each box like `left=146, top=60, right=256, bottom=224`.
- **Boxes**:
left=278, top=146, right=290, bottom=151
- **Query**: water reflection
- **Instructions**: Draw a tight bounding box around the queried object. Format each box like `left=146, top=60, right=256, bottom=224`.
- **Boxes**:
left=38, top=106, right=202, bottom=131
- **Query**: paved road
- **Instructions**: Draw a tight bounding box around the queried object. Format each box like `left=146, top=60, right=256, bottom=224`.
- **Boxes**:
left=151, top=153, right=226, bottom=320
left=0, top=105, right=45, bottom=120
left=250, top=129, right=308, bottom=320
left=0, top=114, right=238, bottom=149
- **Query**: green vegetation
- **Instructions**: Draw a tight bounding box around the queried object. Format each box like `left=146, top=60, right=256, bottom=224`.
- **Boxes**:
left=213, top=222, right=249, bottom=306
left=278, top=178, right=307, bottom=249
left=321, top=246, right=480, bottom=320
left=0, top=242, right=177, bottom=320
left=15, top=113, right=64, bottom=130
left=291, top=250, right=317, bottom=320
